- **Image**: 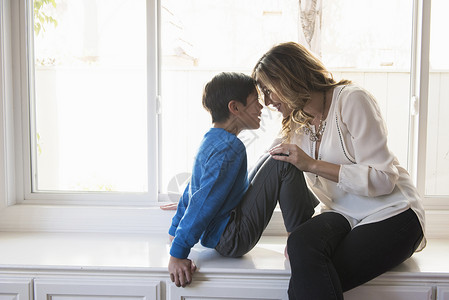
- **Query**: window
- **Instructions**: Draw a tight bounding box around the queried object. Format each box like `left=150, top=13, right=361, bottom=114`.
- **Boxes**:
left=159, top=0, right=436, bottom=205
left=32, top=0, right=148, bottom=194
left=0, top=0, right=447, bottom=225
left=425, top=0, right=449, bottom=198
left=321, top=0, right=413, bottom=167
left=159, top=0, right=293, bottom=197
left=159, top=0, right=414, bottom=196
left=13, top=0, right=158, bottom=203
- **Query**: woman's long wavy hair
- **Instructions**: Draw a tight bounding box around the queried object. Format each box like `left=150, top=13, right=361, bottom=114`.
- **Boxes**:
left=252, top=42, right=351, bottom=141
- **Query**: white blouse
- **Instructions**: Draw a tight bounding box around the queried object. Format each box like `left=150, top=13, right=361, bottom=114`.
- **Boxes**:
left=291, top=84, right=426, bottom=250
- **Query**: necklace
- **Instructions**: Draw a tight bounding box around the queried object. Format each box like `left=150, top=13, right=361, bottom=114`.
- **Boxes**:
left=301, top=91, right=327, bottom=142
left=309, top=138, right=322, bottom=184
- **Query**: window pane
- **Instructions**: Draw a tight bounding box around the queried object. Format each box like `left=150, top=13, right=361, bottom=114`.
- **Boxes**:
left=322, top=0, right=413, bottom=168
left=32, top=0, right=147, bottom=192
left=425, top=0, right=449, bottom=196
left=160, top=0, right=414, bottom=196
left=160, top=0, right=291, bottom=195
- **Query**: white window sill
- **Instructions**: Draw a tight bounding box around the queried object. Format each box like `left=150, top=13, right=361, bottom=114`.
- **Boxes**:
left=0, top=202, right=289, bottom=235
left=0, top=202, right=448, bottom=239
left=0, top=204, right=173, bottom=233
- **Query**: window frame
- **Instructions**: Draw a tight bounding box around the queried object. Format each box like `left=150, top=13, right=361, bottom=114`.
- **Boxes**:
left=0, top=0, right=15, bottom=209
left=0, top=0, right=448, bottom=236
left=10, top=0, right=160, bottom=205
left=410, top=0, right=448, bottom=210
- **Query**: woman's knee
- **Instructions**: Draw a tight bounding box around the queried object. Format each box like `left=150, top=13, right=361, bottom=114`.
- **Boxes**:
left=287, top=213, right=351, bottom=261
left=287, top=227, right=321, bottom=260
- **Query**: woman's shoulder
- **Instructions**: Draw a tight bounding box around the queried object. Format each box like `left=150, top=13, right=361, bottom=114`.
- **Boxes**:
left=337, top=84, right=372, bottom=100
left=335, top=84, right=386, bottom=129
left=335, top=84, right=378, bottom=110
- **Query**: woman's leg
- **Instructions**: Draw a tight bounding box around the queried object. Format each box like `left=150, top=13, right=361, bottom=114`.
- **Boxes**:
left=287, top=212, right=351, bottom=300
left=215, top=154, right=318, bottom=258
left=287, top=209, right=424, bottom=300
left=333, top=208, right=424, bottom=292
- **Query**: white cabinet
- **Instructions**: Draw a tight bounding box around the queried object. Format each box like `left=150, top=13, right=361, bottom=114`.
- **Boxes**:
left=0, top=278, right=33, bottom=300
left=34, top=278, right=160, bottom=300
left=344, top=285, right=433, bottom=300
left=1, top=276, right=449, bottom=300
left=167, top=280, right=288, bottom=300
left=437, top=286, right=449, bottom=300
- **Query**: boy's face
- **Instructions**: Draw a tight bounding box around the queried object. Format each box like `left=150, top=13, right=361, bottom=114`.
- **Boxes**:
left=238, top=90, right=263, bottom=130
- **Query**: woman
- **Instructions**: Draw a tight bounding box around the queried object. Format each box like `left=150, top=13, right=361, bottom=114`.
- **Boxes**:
left=252, top=42, right=425, bottom=300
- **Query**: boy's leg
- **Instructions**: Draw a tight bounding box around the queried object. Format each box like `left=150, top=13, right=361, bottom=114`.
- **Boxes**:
left=247, top=153, right=270, bottom=182
left=215, top=155, right=318, bottom=258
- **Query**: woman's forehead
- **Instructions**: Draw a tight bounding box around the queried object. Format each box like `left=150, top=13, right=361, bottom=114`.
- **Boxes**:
left=254, top=76, right=268, bottom=88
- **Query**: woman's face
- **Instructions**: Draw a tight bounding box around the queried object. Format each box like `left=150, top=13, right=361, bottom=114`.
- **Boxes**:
left=260, top=85, right=292, bottom=118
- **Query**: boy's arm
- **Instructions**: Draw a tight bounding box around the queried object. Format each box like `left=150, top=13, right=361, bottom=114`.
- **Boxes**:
left=168, top=183, right=190, bottom=237
left=168, top=139, right=246, bottom=288
left=170, top=147, right=245, bottom=259
left=169, top=150, right=242, bottom=287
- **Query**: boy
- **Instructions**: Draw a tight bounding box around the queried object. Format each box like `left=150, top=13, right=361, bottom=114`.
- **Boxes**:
left=168, top=72, right=262, bottom=287
left=167, top=72, right=317, bottom=288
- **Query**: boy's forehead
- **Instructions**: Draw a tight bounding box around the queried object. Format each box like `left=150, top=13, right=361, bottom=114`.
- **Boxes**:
left=247, top=90, right=260, bottom=102
left=249, top=89, right=259, bottom=97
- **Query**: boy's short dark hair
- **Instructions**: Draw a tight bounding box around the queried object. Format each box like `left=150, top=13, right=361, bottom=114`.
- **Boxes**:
left=202, top=72, right=256, bottom=123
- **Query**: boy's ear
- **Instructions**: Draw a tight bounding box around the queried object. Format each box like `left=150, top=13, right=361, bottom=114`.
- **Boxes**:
left=228, top=100, right=240, bottom=115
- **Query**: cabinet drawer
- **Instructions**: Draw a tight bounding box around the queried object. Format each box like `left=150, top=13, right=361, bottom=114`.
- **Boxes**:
left=437, top=286, right=449, bottom=300
left=34, top=278, right=160, bottom=300
left=0, top=278, right=33, bottom=300
left=167, top=280, right=288, bottom=300
left=344, top=285, right=433, bottom=300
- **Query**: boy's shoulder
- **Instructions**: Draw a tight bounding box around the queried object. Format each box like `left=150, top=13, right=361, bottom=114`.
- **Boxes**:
left=206, top=127, right=244, bottom=146
left=200, top=128, right=246, bottom=157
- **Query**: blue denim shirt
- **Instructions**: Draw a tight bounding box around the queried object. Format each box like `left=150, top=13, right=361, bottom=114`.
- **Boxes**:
left=169, top=128, right=248, bottom=259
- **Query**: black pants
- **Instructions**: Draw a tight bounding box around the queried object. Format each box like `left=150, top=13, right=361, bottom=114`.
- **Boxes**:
left=215, top=153, right=319, bottom=257
left=287, top=209, right=423, bottom=300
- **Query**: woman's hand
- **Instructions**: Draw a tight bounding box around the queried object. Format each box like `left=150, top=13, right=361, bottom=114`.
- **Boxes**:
left=269, top=143, right=315, bottom=172
left=269, top=143, right=341, bottom=182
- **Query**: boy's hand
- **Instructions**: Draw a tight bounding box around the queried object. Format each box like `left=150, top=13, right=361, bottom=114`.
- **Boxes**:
left=168, top=256, right=197, bottom=287
left=160, top=202, right=179, bottom=210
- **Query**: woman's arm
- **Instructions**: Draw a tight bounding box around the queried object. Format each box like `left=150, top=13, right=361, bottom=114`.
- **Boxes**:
left=336, top=88, right=399, bottom=196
